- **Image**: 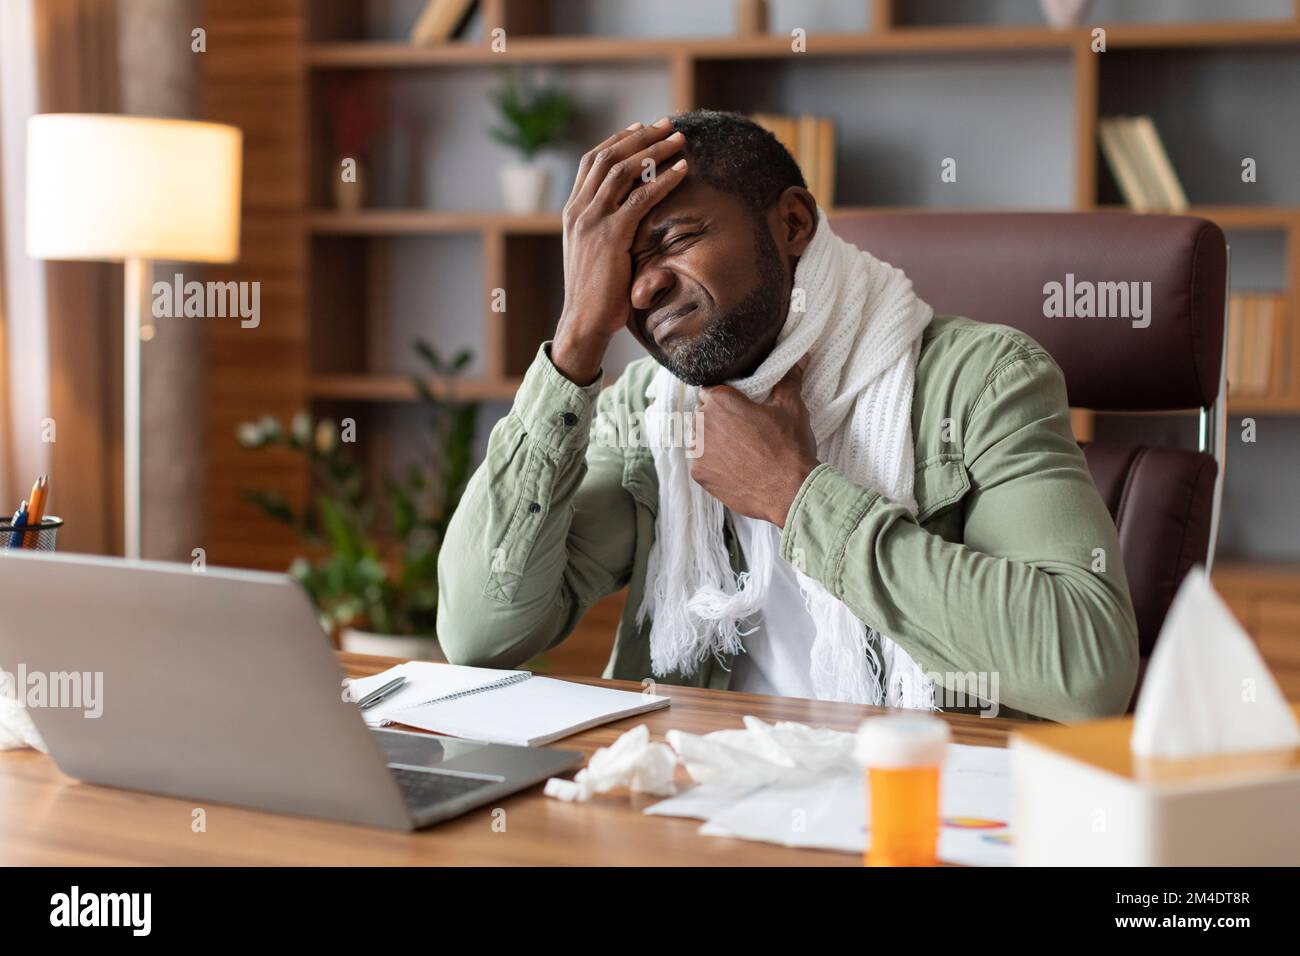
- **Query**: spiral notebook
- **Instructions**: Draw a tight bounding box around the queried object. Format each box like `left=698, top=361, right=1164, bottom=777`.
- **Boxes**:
left=348, top=662, right=670, bottom=747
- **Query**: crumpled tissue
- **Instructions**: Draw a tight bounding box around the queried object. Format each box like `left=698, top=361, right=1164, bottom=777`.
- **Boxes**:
left=668, top=715, right=860, bottom=787
left=0, top=670, right=46, bottom=752
left=545, top=716, right=862, bottom=806
left=544, top=724, right=678, bottom=802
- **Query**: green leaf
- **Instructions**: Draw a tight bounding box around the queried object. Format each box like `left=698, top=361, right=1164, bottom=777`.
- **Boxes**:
left=240, top=489, right=296, bottom=525
left=317, top=494, right=364, bottom=562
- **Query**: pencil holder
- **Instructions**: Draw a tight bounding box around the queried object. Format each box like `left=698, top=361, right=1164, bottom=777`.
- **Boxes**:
left=0, top=516, right=62, bottom=551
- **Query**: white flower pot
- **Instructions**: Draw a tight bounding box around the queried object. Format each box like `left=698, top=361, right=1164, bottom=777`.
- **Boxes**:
left=499, top=162, right=551, bottom=214
left=340, top=627, right=445, bottom=662
left=1040, top=0, right=1091, bottom=27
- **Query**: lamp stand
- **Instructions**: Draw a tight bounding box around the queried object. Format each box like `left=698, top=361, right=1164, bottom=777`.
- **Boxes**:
left=122, top=256, right=149, bottom=559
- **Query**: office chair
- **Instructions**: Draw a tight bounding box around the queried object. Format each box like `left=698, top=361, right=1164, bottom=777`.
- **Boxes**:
left=830, top=211, right=1229, bottom=708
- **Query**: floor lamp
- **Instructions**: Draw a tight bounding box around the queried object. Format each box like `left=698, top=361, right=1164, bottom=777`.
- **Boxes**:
left=25, top=114, right=242, bottom=558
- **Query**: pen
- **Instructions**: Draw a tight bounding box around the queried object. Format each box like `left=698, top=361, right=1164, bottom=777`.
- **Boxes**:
left=9, top=500, right=28, bottom=549
left=357, top=676, right=407, bottom=711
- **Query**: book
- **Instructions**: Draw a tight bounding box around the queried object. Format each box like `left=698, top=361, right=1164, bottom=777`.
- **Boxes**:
left=1099, top=116, right=1189, bottom=213
left=409, top=0, right=477, bottom=46
left=751, top=113, right=836, bottom=210
left=1128, top=115, right=1188, bottom=212
left=347, top=661, right=670, bottom=747
left=1227, top=291, right=1285, bottom=396
left=797, top=114, right=820, bottom=204
left=1227, top=292, right=1244, bottom=395
left=1253, top=295, right=1275, bottom=395
left=816, top=116, right=836, bottom=210
left=1098, top=117, right=1153, bottom=211
left=1098, top=117, right=1143, bottom=210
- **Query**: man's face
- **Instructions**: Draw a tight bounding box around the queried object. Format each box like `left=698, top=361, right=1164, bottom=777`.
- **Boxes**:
left=627, top=178, right=788, bottom=386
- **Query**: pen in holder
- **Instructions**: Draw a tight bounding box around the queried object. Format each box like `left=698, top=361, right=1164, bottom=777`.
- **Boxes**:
left=0, top=516, right=63, bottom=552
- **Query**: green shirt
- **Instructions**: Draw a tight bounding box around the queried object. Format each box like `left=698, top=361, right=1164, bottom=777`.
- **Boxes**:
left=436, top=315, right=1139, bottom=722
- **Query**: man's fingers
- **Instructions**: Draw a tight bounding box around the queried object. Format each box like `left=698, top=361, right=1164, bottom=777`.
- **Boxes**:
left=592, top=130, right=685, bottom=214
left=700, top=384, right=745, bottom=406
left=772, top=356, right=810, bottom=404
left=569, top=119, right=678, bottom=211
left=609, top=157, right=687, bottom=227
left=567, top=124, right=641, bottom=206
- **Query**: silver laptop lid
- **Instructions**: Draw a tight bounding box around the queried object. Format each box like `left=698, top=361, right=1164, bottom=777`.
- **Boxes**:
left=0, top=551, right=413, bottom=830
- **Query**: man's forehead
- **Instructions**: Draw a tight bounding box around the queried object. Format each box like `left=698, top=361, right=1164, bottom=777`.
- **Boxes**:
left=632, top=177, right=737, bottom=245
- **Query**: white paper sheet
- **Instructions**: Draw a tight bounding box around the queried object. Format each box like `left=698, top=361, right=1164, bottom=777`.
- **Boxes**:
left=394, top=677, right=670, bottom=746
left=646, top=742, right=1014, bottom=866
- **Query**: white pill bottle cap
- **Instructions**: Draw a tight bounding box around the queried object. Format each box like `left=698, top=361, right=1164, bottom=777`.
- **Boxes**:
left=855, top=714, right=951, bottom=768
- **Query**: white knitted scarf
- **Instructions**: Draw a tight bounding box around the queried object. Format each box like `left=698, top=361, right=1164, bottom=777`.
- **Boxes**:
left=637, top=209, right=936, bottom=707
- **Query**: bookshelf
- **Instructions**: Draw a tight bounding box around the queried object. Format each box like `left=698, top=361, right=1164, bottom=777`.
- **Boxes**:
left=200, top=0, right=1300, bottom=669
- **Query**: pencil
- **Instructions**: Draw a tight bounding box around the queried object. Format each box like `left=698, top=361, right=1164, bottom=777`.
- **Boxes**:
left=23, top=475, right=48, bottom=548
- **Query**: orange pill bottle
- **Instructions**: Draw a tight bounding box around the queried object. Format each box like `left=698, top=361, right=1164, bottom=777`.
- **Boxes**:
left=855, top=715, right=950, bottom=867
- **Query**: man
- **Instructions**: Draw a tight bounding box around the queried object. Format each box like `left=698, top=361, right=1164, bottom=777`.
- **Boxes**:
left=437, top=110, right=1138, bottom=722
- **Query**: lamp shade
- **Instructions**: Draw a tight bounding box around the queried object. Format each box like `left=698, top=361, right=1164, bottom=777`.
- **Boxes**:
left=26, top=114, right=242, bottom=264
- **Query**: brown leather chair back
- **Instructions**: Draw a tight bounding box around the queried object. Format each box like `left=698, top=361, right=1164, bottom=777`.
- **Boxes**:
left=830, top=211, right=1227, bottom=702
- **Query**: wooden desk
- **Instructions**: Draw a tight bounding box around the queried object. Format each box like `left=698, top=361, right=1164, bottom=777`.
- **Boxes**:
left=0, top=653, right=1022, bottom=866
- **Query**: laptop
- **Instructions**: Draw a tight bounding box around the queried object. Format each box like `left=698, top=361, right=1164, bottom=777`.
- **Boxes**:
left=0, top=551, right=582, bottom=830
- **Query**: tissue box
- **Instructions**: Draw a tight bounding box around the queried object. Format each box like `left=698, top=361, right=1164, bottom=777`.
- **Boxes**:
left=1012, top=705, right=1300, bottom=866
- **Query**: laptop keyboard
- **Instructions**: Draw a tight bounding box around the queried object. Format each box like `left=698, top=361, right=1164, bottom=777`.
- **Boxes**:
left=389, top=766, right=497, bottom=810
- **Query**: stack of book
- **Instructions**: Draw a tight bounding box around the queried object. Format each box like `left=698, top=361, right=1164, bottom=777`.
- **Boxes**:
left=409, top=0, right=477, bottom=45
left=750, top=113, right=837, bottom=210
left=1227, top=291, right=1286, bottom=397
left=1098, top=115, right=1188, bottom=213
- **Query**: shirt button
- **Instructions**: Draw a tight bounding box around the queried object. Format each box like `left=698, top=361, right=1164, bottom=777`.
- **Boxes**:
left=528, top=502, right=541, bottom=514
left=562, top=412, right=578, bottom=427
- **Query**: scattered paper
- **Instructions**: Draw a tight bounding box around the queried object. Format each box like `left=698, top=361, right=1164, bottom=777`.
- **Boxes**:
left=647, top=732, right=1014, bottom=866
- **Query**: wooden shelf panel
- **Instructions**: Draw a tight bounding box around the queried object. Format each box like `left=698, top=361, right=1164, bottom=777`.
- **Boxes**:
left=311, top=205, right=1156, bottom=237
left=307, top=21, right=1300, bottom=71
left=1094, top=205, right=1300, bottom=228
left=1186, top=206, right=1300, bottom=229
left=309, top=37, right=681, bottom=68
left=1103, top=20, right=1300, bottom=49
left=309, top=374, right=522, bottom=403
left=308, top=210, right=562, bottom=235
left=1214, top=560, right=1300, bottom=589
left=307, top=26, right=1082, bottom=70
left=1228, top=396, right=1300, bottom=415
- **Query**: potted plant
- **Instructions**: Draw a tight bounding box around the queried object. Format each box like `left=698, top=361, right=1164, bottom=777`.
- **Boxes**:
left=489, top=70, right=577, bottom=214
left=237, top=342, right=478, bottom=660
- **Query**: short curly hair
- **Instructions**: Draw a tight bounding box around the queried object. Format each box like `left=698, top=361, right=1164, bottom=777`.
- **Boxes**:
left=668, top=109, right=807, bottom=219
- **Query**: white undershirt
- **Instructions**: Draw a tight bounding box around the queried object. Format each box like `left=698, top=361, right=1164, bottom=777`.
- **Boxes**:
left=727, top=513, right=820, bottom=700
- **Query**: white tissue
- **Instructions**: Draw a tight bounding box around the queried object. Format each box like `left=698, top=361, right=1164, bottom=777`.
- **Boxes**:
left=1132, top=567, right=1300, bottom=759
left=667, top=715, right=859, bottom=787
left=544, top=724, right=678, bottom=803
left=0, top=671, right=47, bottom=752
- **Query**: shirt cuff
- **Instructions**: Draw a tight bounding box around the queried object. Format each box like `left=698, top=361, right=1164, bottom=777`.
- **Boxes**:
left=510, top=341, right=604, bottom=456
left=780, top=463, right=881, bottom=592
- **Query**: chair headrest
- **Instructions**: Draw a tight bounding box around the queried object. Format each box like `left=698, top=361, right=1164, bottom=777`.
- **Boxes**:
left=828, top=212, right=1227, bottom=410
